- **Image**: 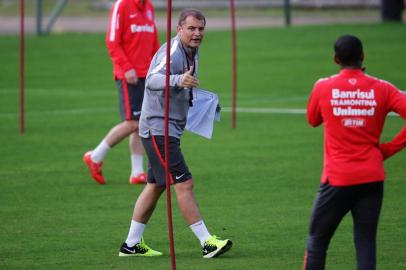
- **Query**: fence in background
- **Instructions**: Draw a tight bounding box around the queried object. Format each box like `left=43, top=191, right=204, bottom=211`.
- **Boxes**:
left=1, top=0, right=404, bottom=36
left=88, top=0, right=384, bottom=9
left=152, top=0, right=383, bottom=9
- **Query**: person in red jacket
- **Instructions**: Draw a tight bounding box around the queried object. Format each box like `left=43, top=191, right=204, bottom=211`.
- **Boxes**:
left=303, top=35, right=406, bottom=270
left=83, top=0, right=159, bottom=185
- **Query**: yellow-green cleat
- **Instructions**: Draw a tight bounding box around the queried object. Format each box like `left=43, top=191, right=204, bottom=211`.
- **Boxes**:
left=119, top=238, right=163, bottom=257
left=202, top=235, right=233, bottom=258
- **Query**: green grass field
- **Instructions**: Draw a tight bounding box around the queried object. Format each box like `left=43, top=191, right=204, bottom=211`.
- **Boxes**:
left=1, top=23, right=405, bottom=269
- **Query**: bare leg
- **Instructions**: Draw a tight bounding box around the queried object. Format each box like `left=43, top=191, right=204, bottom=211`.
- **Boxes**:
left=129, top=131, right=145, bottom=178
left=105, top=120, right=138, bottom=147
left=174, top=179, right=202, bottom=225
left=129, top=131, right=144, bottom=155
left=133, top=183, right=165, bottom=223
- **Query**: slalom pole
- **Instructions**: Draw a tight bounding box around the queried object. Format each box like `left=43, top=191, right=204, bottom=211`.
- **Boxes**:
left=20, top=0, right=25, bottom=134
left=164, top=0, right=176, bottom=269
left=230, top=0, right=237, bottom=129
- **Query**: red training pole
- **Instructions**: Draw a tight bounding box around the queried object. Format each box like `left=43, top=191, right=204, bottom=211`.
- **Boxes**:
left=164, top=0, right=176, bottom=269
left=20, top=0, right=25, bottom=134
left=230, top=0, right=237, bottom=129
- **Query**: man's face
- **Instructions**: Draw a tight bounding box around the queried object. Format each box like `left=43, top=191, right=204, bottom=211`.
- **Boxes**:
left=177, top=16, right=205, bottom=49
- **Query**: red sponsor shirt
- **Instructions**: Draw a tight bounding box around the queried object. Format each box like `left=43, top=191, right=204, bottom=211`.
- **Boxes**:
left=307, top=69, right=406, bottom=186
left=106, top=0, right=159, bottom=79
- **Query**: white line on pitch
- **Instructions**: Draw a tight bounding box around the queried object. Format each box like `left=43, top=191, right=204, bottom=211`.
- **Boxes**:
left=0, top=107, right=401, bottom=118
left=222, top=107, right=306, bottom=114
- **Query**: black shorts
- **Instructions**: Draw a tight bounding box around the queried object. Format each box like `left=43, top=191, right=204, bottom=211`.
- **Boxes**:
left=141, top=135, right=192, bottom=186
left=116, top=79, right=145, bottom=121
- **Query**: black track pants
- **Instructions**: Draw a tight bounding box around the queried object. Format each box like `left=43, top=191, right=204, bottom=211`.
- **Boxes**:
left=304, top=181, right=383, bottom=270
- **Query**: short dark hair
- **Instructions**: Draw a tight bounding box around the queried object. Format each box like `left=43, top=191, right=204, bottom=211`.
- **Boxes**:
left=334, top=35, right=363, bottom=66
left=178, top=8, right=206, bottom=26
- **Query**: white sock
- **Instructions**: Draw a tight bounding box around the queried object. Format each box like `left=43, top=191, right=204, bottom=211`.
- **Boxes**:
left=91, top=140, right=110, bottom=163
left=131, top=154, right=144, bottom=176
left=125, top=220, right=145, bottom=247
left=190, top=220, right=211, bottom=246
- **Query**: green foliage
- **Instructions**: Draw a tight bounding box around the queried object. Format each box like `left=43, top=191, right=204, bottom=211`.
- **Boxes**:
left=0, top=23, right=405, bottom=269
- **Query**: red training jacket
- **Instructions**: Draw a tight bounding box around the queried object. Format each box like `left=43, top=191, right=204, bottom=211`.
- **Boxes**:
left=307, top=68, right=406, bottom=186
left=106, top=0, right=159, bottom=79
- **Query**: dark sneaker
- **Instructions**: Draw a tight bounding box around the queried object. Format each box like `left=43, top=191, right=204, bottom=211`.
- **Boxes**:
left=202, top=235, right=233, bottom=258
left=119, top=238, right=162, bottom=257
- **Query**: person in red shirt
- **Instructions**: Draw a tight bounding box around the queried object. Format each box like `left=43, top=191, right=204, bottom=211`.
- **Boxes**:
left=303, top=35, right=406, bottom=270
left=83, top=0, right=159, bottom=185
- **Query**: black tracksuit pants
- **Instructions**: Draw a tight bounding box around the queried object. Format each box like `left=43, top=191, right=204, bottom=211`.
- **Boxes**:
left=304, top=181, right=383, bottom=270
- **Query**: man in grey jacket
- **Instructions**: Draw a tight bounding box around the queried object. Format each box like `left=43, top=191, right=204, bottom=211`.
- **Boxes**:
left=118, top=9, right=232, bottom=259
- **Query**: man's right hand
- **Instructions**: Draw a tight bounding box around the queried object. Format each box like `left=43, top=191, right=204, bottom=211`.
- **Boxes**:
left=180, top=66, right=199, bottom=88
left=125, top=69, right=139, bottom=85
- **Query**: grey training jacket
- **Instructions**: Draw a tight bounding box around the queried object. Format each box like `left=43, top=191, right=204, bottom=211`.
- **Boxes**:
left=139, top=35, right=199, bottom=139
